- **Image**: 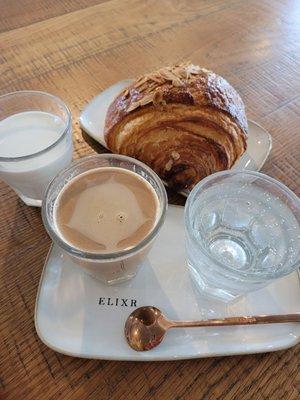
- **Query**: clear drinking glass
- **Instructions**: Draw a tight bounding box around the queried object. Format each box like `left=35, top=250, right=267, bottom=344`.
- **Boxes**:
left=42, top=154, right=168, bottom=285
left=0, top=91, right=73, bottom=206
left=185, top=171, right=300, bottom=302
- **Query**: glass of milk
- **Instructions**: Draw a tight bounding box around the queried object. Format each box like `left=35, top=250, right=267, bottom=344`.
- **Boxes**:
left=0, top=91, right=73, bottom=206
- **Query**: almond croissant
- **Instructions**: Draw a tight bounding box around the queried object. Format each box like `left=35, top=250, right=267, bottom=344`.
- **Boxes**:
left=104, top=62, right=248, bottom=191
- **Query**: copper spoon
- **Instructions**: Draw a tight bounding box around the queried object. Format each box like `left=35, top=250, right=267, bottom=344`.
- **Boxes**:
left=124, top=306, right=300, bottom=351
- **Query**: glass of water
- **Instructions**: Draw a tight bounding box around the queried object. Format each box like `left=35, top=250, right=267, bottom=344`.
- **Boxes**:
left=185, top=171, right=300, bottom=302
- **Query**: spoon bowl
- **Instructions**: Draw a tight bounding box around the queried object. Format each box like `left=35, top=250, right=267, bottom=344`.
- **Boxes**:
left=124, top=306, right=167, bottom=351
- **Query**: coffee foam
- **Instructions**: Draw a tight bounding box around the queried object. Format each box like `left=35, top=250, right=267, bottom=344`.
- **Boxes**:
left=54, top=167, right=159, bottom=253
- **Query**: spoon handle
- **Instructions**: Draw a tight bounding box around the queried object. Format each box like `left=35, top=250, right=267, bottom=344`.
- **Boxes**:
left=169, top=313, right=300, bottom=328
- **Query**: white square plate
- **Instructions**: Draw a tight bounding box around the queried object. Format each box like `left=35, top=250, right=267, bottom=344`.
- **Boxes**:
left=35, top=206, right=300, bottom=361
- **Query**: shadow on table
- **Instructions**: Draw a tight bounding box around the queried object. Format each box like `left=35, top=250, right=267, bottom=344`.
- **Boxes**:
left=81, top=129, right=108, bottom=155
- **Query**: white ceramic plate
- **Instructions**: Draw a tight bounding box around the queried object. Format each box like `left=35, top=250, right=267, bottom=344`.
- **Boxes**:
left=79, top=80, right=272, bottom=196
left=35, top=205, right=300, bottom=361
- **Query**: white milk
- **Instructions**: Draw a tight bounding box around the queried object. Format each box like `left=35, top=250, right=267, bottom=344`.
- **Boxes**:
left=0, top=111, right=73, bottom=205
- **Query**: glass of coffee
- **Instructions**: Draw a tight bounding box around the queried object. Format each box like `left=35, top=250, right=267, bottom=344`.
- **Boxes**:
left=42, top=154, right=167, bottom=284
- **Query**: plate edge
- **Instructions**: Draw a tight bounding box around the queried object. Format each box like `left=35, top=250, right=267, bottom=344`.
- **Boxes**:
left=248, top=119, right=273, bottom=170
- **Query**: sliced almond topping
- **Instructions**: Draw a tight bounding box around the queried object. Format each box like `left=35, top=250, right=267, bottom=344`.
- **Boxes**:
left=127, top=93, right=154, bottom=112
left=186, top=64, right=202, bottom=75
left=171, top=151, right=180, bottom=160
left=165, top=160, right=173, bottom=171
left=122, top=88, right=129, bottom=98
left=149, top=75, right=165, bottom=83
left=125, top=62, right=210, bottom=112
left=138, top=93, right=154, bottom=105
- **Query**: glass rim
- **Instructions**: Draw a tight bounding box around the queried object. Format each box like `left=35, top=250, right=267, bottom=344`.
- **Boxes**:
left=42, top=154, right=168, bottom=261
left=0, top=90, right=72, bottom=162
left=185, top=170, right=300, bottom=281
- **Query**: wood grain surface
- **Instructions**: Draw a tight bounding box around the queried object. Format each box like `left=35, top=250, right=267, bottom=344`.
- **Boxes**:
left=0, top=0, right=299, bottom=399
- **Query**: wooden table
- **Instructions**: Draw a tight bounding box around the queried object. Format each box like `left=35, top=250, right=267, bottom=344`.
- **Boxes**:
left=0, top=0, right=299, bottom=398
